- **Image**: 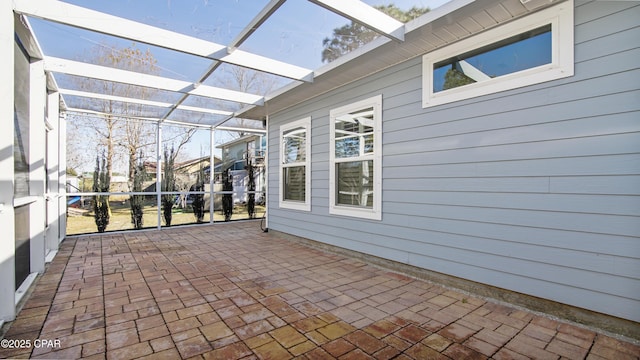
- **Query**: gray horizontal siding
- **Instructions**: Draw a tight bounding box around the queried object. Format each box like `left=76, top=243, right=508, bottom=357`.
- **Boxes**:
left=267, top=1, right=640, bottom=322
left=384, top=154, right=640, bottom=177
left=384, top=191, right=640, bottom=217
left=384, top=175, right=640, bottom=196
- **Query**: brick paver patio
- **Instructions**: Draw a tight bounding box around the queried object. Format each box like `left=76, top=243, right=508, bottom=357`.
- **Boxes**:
left=1, top=221, right=638, bottom=359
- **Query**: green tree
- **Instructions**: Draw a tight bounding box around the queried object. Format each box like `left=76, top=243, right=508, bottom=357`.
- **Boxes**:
left=191, top=165, right=206, bottom=223
left=130, top=151, right=147, bottom=230
left=321, top=4, right=429, bottom=63
left=222, top=168, right=233, bottom=222
left=246, top=158, right=256, bottom=219
left=162, top=146, right=177, bottom=226
left=443, top=67, right=476, bottom=90
left=93, top=152, right=110, bottom=233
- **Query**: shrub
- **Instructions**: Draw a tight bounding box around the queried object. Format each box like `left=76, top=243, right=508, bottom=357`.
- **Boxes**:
left=130, top=152, right=146, bottom=230
left=222, top=168, right=233, bottom=222
left=246, top=159, right=256, bottom=219
left=93, top=153, right=110, bottom=233
left=162, top=146, right=176, bottom=226
left=192, top=165, right=205, bottom=223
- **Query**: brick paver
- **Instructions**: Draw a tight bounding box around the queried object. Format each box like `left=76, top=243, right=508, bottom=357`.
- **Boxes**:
left=1, top=221, right=638, bottom=359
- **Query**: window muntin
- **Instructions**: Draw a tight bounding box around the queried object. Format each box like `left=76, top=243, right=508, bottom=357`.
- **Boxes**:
left=279, top=117, right=311, bottom=211
left=335, top=107, right=375, bottom=159
left=423, top=2, right=573, bottom=107
left=330, top=95, right=382, bottom=220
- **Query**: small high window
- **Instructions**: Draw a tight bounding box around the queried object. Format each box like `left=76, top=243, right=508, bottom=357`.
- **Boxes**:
left=423, top=2, right=573, bottom=107
left=330, top=95, right=382, bottom=220
left=433, top=25, right=552, bottom=92
left=279, top=117, right=311, bottom=211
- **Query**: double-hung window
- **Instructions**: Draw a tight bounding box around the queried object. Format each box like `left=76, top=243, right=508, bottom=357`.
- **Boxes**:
left=330, top=95, right=382, bottom=220
left=279, top=117, right=311, bottom=211
left=422, top=1, right=573, bottom=107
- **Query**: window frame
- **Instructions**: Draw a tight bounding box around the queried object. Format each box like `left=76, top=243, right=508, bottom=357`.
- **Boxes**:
left=329, top=95, right=382, bottom=220
left=279, top=117, right=311, bottom=211
left=422, top=2, right=573, bottom=108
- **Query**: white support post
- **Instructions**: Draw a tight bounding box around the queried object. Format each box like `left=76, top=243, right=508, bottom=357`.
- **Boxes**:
left=58, top=111, right=67, bottom=243
left=156, top=123, right=162, bottom=230
left=209, top=128, right=215, bottom=223
left=46, top=91, right=60, bottom=258
left=264, top=116, right=269, bottom=231
left=0, top=1, right=16, bottom=322
left=29, top=59, right=46, bottom=275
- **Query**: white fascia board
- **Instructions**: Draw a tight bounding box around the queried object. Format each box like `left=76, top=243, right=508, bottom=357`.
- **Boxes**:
left=45, top=57, right=263, bottom=105
left=59, top=89, right=234, bottom=116
left=309, top=0, right=405, bottom=41
left=14, top=0, right=313, bottom=82
left=404, top=0, right=475, bottom=33
left=216, top=126, right=267, bottom=135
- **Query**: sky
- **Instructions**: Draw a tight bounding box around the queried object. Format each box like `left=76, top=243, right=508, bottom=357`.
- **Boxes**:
left=30, top=0, right=452, bottom=81
left=26, top=0, right=452, bottom=169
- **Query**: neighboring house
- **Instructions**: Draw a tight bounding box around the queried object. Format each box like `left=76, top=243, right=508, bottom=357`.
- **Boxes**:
left=217, top=135, right=265, bottom=171
left=237, top=0, right=640, bottom=332
left=175, top=156, right=218, bottom=181
left=109, top=175, right=129, bottom=202
left=173, top=156, right=219, bottom=209
left=142, top=155, right=220, bottom=191
left=217, top=135, right=266, bottom=204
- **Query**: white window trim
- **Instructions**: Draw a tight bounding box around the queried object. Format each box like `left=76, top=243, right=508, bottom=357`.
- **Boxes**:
left=279, top=117, right=311, bottom=211
left=422, top=1, right=574, bottom=108
left=329, top=95, right=382, bottom=220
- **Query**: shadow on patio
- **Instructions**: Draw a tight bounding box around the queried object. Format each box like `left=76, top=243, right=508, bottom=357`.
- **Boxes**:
left=1, top=221, right=638, bottom=359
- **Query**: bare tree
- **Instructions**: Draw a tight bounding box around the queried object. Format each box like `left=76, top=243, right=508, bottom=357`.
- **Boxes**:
left=66, top=113, right=98, bottom=178
left=216, top=65, right=282, bottom=137
left=71, top=43, right=161, bottom=180
left=162, top=125, right=197, bottom=162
